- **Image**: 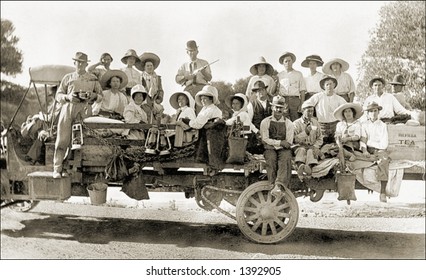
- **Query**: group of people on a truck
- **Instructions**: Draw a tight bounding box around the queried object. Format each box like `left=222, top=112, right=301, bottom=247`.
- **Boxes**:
left=19, top=40, right=418, bottom=203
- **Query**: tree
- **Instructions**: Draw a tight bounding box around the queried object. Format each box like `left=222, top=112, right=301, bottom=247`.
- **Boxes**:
left=356, top=1, right=425, bottom=110
left=233, top=76, right=251, bottom=94
left=211, top=80, right=234, bottom=118
left=1, top=18, right=23, bottom=76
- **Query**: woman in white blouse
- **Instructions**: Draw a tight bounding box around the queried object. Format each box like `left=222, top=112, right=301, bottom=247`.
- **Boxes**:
left=170, top=91, right=197, bottom=147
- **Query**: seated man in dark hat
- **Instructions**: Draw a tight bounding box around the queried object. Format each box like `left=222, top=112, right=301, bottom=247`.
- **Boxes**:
left=175, top=40, right=212, bottom=114
left=260, top=96, right=294, bottom=197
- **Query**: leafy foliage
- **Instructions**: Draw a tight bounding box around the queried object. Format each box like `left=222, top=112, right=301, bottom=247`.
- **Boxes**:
left=356, top=1, right=425, bottom=110
left=1, top=18, right=23, bottom=76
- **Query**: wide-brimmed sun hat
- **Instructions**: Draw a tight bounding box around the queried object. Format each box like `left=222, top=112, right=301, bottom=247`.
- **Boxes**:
left=169, top=91, right=195, bottom=110
left=195, top=85, right=219, bottom=106
left=72, top=52, right=90, bottom=62
left=365, top=101, right=383, bottom=112
left=322, top=58, right=349, bottom=75
left=319, top=75, right=338, bottom=90
left=121, top=49, right=141, bottom=64
left=130, top=84, right=147, bottom=100
left=369, top=76, right=386, bottom=88
left=389, top=74, right=406, bottom=86
left=100, top=70, right=128, bottom=90
left=333, top=103, right=364, bottom=121
left=301, top=54, right=324, bottom=68
left=225, top=93, right=248, bottom=111
left=279, top=52, right=296, bottom=65
left=250, top=56, right=274, bottom=76
left=135, top=52, right=161, bottom=71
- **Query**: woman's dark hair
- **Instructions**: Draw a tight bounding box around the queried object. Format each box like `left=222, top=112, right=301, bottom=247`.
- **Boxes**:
left=343, top=107, right=356, bottom=120
left=231, top=96, right=244, bottom=106
left=177, top=93, right=189, bottom=104
left=144, top=59, right=154, bottom=67
left=107, top=75, right=123, bottom=88
left=100, top=53, right=113, bottom=61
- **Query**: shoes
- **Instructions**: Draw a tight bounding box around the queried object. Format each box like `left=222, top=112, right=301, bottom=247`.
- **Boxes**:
left=271, top=184, right=283, bottom=197
left=297, top=164, right=305, bottom=182
left=52, top=171, right=61, bottom=179
left=304, top=164, right=312, bottom=176
left=380, top=193, right=387, bottom=203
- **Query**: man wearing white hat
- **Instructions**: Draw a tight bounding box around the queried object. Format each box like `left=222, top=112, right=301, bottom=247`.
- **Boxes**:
left=245, top=56, right=276, bottom=99
left=277, top=52, right=307, bottom=121
left=260, top=96, right=294, bottom=197
left=53, top=52, right=103, bottom=178
left=322, top=58, right=356, bottom=102
left=301, top=55, right=325, bottom=100
left=175, top=40, right=212, bottom=113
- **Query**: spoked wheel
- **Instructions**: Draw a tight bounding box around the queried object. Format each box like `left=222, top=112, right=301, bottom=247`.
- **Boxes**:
left=236, top=181, right=299, bottom=244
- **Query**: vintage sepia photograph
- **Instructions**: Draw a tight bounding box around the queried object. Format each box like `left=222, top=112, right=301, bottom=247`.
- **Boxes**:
left=1, top=1, right=425, bottom=278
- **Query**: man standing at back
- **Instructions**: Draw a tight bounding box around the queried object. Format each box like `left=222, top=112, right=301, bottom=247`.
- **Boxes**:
left=53, top=52, right=103, bottom=179
left=277, top=52, right=307, bottom=121
left=390, top=74, right=412, bottom=110
left=175, top=40, right=212, bottom=113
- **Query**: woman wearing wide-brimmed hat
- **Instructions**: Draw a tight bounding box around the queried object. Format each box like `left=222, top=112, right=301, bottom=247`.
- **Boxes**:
left=333, top=102, right=364, bottom=161
left=322, top=58, right=356, bottom=103
left=92, top=70, right=129, bottom=119
left=120, top=49, right=142, bottom=96
left=122, top=84, right=149, bottom=140
left=301, top=54, right=325, bottom=100
left=136, top=52, right=164, bottom=105
left=303, top=75, right=347, bottom=144
left=245, top=56, right=276, bottom=100
left=170, top=91, right=197, bottom=147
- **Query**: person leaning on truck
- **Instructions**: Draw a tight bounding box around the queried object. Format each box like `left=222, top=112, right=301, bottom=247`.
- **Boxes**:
left=52, top=52, right=103, bottom=179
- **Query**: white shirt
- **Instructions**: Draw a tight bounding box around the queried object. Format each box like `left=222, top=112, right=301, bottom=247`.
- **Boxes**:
left=363, top=92, right=411, bottom=119
left=121, top=67, right=141, bottom=88
left=335, top=119, right=362, bottom=138
left=175, top=106, right=196, bottom=121
left=361, top=119, right=388, bottom=150
left=304, top=91, right=347, bottom=123
left=225, top=110, right=258, bottom=133
left=92, top=89, right=128, bottom=116
left=277, top=69, right=306, bottom=96
left=123, top=101, right=148, bottom=124
left=334, top=72, right=356, bottom=96
left=189, top=104, right=222, bottom=129
left=305, top=71, right=325, bottom=93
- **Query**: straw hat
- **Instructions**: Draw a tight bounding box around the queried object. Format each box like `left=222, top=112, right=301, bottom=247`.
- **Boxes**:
left=278, top=52, right=296, bottom=64
left=271, top=96, right=287, bottom=108
left=100, top=70, right=128, bottom=90
left=301, top=55, right=324, bottom=68
left=225, top=93, right=248, bottom=111
left=333, top=103, right=363, bottom=121
left=369, top=76, right=386, bottom=88
left=169, top=91, right=195, bottom=110
left=389, top=74, right=406, bottom=86
left=195, top=85, right=219, bottom=106
left=121, top=49, right=141, bottom=64
left=72, top=52, right=90, bottom=62
left=130, top=84, right=147, bottom=100
left=250, top=56, right=274, bottom=76
left=322, top=58, right=349, bottom=75
left=319, top=75, right=338, bottom=90
left=135, top=52, right=160, bottom=71
left=364, top=101, right=383, bottom=112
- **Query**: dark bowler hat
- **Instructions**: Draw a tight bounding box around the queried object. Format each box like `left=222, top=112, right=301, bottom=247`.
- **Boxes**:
left=186, top=40, right=199, bottom=51
left=319, top=75, right=338, bottom=90
left=72, top=52, right=90, bottom=62
left=301, top=55, right=324, bottom=68
left=390, top=74, right=406, bottom=86
left=252, top=80, right=268, bottom=91
left=365, top=101, right=383, bottom=112
left=369, top=76, right=386, bottom=88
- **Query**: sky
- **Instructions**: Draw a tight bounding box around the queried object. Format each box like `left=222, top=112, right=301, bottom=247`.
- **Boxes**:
left=1, top=1, right=388, bottom=113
